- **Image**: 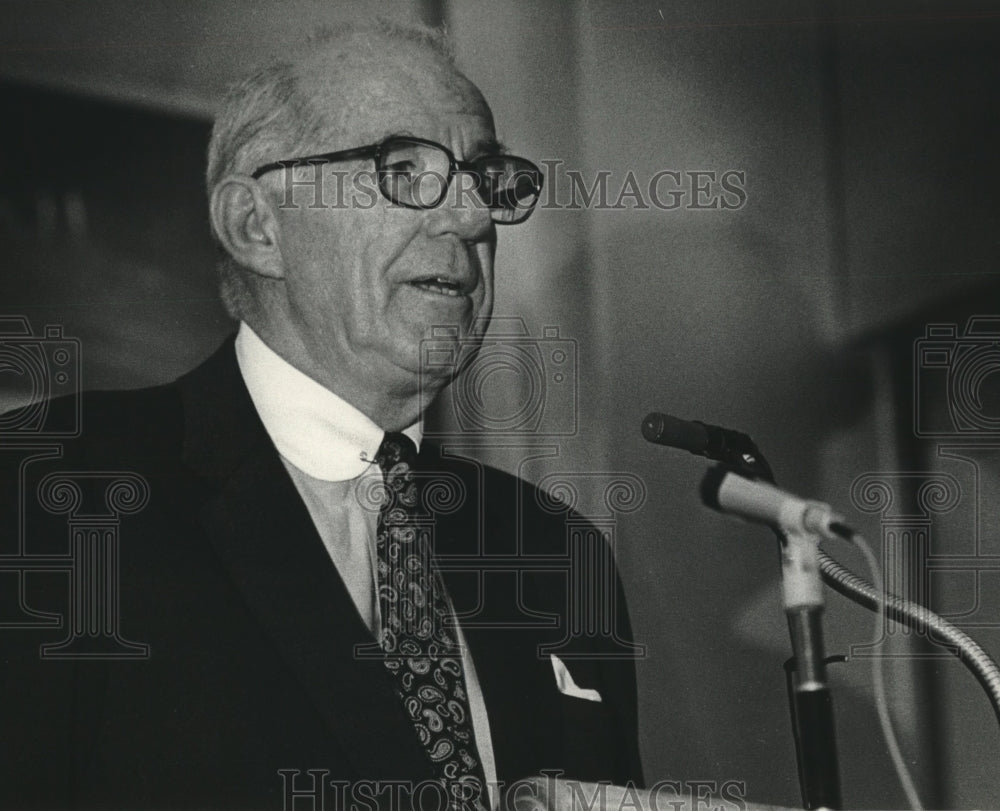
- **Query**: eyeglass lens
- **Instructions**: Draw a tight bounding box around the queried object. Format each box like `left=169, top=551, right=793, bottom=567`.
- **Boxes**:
left=378, top=139, right=540, bottom=222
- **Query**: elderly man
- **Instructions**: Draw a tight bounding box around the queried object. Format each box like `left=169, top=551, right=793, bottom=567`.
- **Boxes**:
left=0, top=21, right=641, bottom=811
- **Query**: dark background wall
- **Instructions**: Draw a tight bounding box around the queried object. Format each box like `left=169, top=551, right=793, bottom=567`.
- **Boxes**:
left=2, top=1, right=999, bottom=808
left=0, top=83, right=226, bottom=397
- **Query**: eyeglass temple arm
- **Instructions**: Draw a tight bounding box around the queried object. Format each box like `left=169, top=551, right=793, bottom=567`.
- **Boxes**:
left=250, top=145, right=381, bottom=179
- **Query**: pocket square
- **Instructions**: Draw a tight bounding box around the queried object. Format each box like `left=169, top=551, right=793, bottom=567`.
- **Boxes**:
left=550, top=654, right=602, bottom=702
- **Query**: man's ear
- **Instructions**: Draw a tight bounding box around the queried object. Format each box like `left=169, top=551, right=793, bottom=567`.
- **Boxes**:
left=210, top=176, right=285, bottom=279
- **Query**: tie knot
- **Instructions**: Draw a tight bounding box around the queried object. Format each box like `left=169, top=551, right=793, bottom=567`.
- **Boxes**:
left=375, top=432, right=418, bottom=472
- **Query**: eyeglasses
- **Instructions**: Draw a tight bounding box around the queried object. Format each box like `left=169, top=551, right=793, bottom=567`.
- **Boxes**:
left=251, top=136, right=543, bottom=225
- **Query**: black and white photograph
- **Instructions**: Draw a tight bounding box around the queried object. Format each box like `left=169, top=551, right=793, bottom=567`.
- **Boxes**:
left=1, top=1, right=998, bottom=809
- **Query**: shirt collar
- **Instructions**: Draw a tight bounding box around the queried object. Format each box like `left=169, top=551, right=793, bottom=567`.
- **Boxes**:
left=234, top=322, right=422, bottom=482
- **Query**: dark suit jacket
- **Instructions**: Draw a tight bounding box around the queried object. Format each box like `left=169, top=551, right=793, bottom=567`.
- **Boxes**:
left=0, top=338, right=642, bottom=810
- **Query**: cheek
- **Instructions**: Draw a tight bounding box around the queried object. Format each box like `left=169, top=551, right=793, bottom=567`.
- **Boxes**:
left=284, top=230, right=376, bottom=312
left=476, top=249, right=496, bottom=303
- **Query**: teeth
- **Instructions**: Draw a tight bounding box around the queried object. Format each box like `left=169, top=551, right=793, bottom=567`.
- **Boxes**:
left=413, top=278, right=462, bottom=297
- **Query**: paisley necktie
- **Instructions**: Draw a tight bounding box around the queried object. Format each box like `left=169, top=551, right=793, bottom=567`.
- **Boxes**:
left=374, top=432, right=488, bottom=811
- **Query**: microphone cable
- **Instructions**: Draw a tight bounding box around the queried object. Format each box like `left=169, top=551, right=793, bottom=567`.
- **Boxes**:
left=817, top=523, right=1000, bottom=810
left=826, top=528, right=924, bottom=810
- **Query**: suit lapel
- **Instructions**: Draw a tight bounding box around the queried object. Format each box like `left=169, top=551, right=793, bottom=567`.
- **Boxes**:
left=457, top=590, right=565, bottom=782
left=177, top=339, right=433, bottom=782
left=424, top=446, right=565, bottom=781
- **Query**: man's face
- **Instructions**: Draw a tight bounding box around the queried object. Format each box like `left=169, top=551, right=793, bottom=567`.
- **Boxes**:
left=265, top=46, right=498, bottom=418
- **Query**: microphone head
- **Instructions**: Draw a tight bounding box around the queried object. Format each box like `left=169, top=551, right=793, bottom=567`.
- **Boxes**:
left=641, top=412, right=709, bottom=455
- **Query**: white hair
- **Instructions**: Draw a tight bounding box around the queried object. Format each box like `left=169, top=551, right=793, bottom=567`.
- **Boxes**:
left=205, top=19, right=456, bottom=320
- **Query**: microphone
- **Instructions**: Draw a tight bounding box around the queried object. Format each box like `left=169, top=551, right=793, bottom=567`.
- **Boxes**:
left=641, top=412, right=768, bottom=475
left=700, top=466, right=850, bottom=540
left=701, top=463, right=847, bottom=807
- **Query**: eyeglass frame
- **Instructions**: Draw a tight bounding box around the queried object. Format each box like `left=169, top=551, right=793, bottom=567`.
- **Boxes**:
left=250, top=135, right=543, bottom=225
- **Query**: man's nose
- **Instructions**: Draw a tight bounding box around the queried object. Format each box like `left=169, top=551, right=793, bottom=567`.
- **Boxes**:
left=424, top=171, right=494, bottom=241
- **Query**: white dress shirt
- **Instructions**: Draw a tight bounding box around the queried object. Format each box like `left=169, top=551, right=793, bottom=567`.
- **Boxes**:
left=235, top=323, right=497, bottom=803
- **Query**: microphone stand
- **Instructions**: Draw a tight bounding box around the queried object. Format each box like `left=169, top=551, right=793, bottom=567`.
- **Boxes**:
left=705, top=434, right=842, bottom=811
left=779, top=525, right=842, bottom=811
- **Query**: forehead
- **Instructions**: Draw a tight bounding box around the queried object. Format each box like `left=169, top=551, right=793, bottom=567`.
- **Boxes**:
left=296, top=42, right=496, bottom=154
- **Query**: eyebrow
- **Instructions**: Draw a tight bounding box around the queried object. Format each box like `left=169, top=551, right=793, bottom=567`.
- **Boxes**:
left=471, top=136, right=507, bottom=157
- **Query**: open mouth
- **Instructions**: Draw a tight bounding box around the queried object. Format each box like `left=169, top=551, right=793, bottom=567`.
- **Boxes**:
left=409, top=277, right=466, bottom=297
